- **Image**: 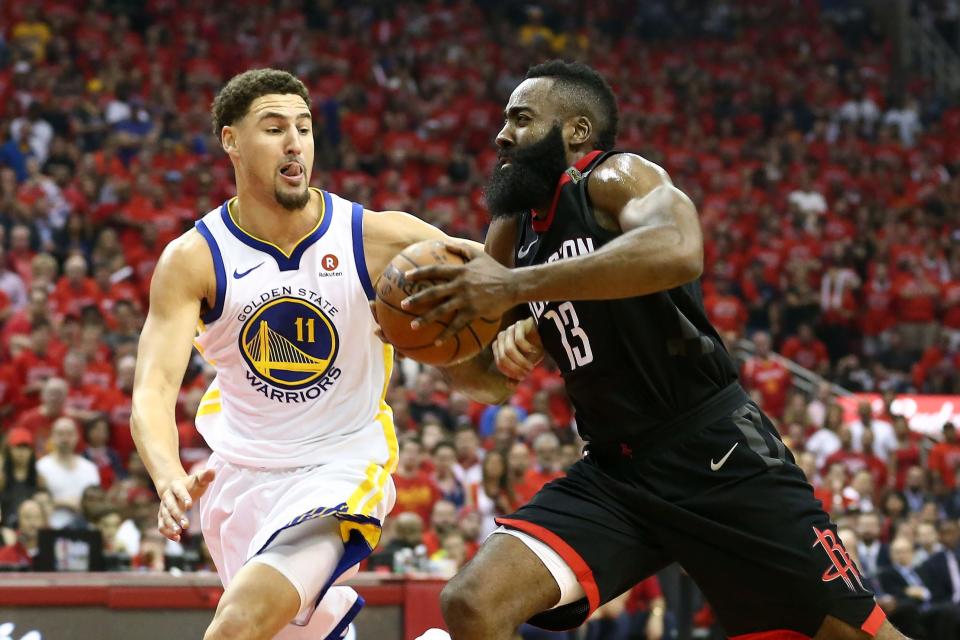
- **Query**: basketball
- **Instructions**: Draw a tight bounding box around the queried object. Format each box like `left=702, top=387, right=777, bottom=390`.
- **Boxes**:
left=375, top=240, right=501, bottom=366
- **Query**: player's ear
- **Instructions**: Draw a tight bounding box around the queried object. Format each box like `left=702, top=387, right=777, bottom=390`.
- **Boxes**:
left=221, top=126, right=237, bottom=153
left=568, top=116, right=592, bottom=148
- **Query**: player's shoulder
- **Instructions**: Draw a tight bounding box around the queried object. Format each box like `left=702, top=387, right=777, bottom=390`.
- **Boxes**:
left=589, top=151, right=671, bottom=188
left=152, top=228, right=215, bottom=296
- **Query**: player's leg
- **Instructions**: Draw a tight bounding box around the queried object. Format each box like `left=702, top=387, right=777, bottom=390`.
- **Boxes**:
left=628, top=402, right=899, bottom=638
left=442, top=459, right=668, bottom=639
left=204, top=562, right=301, bottom=640
left=205, top=516, right=357, bottom=640
left=441, top=533, right=562, bottom=640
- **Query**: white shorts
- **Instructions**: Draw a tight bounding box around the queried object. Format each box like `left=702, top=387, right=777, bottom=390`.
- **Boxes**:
left=492, top=526, right=585, bottom=609
left=199, top=453, right=395, bottom=625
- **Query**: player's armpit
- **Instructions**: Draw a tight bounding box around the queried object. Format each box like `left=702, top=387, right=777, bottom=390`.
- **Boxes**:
left=131, top=231, right=212, bottom=495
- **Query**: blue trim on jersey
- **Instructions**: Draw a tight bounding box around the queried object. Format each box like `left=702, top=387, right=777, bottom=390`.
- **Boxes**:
left=219, top=190, right=334, bottom=272
left=195, top=220, right=226, bottom=323
left=350, top=202, right=375, bottom=300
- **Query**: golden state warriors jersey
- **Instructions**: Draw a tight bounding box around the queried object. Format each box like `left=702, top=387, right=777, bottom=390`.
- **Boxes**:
left=192, top=188, right=396, bottom=470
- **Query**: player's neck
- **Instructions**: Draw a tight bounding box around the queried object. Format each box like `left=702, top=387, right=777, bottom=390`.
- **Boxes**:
left=231, top=187, right=320, bottom=254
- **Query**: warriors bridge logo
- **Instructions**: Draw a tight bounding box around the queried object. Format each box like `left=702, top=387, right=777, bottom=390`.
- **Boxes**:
left=238, top=293, right=341, bottom=403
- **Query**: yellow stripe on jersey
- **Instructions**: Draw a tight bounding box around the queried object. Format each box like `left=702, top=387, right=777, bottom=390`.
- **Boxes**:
left=196, top=402, right=221, bottom=417
left=379, top=344, right=398, bottom=473
left=346, top=463, right=379, bottom=514
left=226, top=188, right=326, bottom=258
left=200, top=388, right=221, bottom=402
left=357, top=344, right=398, bottom=516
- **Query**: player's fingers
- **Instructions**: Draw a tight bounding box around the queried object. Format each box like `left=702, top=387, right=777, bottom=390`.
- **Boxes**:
left=410, top=296, right=462, bottom=329
left=197, top=468, right=216, bottom=486
left=433, top=312, right=471, bottom=344
left=162, top=490, right=186, bottom=522
left=512, top=324, right=543, bottom=365
left=403, top=264, right=460, bottom=282
left=368, top=300, right=379, bottom=323
left=158, top=506, right=181, bottom=541
left=493, top=336, right=526, bottom=380
left=402, top=283, right=455, bottom=312
left=171, top=482, right=194, bottom=511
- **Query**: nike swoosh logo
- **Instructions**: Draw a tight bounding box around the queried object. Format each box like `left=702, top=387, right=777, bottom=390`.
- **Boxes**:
left=518, top=239, right=538, bottom=258
left=233, top=262, right=265, bottom=279
left=710, top=442, right=739, bottom=471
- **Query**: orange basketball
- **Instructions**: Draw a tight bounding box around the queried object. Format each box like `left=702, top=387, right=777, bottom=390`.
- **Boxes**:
left=375, top=240, right=501, bottom=366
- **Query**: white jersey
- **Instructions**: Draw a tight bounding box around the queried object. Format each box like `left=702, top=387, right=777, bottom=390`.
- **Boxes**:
left=192, top=189, right=396, bottom=472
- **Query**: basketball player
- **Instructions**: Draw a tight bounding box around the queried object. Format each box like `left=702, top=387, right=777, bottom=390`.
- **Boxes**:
left=402, top=61, right=906, bottom=639
left=130, top=69, right=504, bottom=640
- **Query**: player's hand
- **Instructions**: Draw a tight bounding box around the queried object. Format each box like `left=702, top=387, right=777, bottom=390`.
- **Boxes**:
left=493, top=318, right=543, bottom=381
left=157, top=468, right=215, bottom=542
left=401, top=242, right=518, bottom=342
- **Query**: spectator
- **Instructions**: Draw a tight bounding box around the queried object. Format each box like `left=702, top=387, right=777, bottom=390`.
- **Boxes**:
left=857, top=512, right=892, bottom=579
left=68, top=484, right=108, bottom=530
left=0, top=245, right=27, bottom=311
left=423, top=499, right=459, bottom=557
left=780, top=323, right=830, bottom=376
left=847, top=400, right=898, bottom=461
left=914, top=522, right=942, bottom=567
left=35, top=416, right=100, bottom=528
left=81, top=415, right=124, bottom=490
left=929, top=422, right=960, bottom=491
left=739, top=331, right=791, bottom=418
left=469, top=449, right=514, bottom=539
left=12, top=376, right=68, bottom=453
left=0, top=427, right=41, bottom=528
left=806, top=403, right=842, bottom=469
left=392, top=438, right=441, bottom=525
left=877, top=537, right=931, bottom=637
left=367, top=511, right=425, bottom=573
left=452, top=424, right=482, bottom=487
left=0, top=498, right=45, bottom=569
left=903, top=466, right=931, bottom=514
left=431, top=441, right=466, bottom=509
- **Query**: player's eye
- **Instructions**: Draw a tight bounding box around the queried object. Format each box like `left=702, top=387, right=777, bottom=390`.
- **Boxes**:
left=299, top=128, right=310, bottom=135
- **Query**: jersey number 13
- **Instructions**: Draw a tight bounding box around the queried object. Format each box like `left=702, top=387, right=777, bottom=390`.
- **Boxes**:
left=543, top=302, right=594, bottom=370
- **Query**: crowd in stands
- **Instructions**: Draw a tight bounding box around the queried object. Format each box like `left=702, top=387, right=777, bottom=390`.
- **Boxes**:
left=1, top=0, right=960, bottom=637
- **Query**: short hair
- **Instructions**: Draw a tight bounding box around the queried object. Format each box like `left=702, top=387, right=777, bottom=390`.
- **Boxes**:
left=210, top=69, right=310, bottom=137
left=525, top=60, right=619, bottom=151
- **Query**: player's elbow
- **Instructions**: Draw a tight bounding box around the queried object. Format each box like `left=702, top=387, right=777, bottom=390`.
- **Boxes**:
left=671, top=244, right=703, bottom=285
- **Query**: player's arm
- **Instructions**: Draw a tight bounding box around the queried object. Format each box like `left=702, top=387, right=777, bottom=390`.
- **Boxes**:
left=402, top=153, right=703, bottom=340
left=516, top=153, right=702, bottom=301
left=363, top=210, right=518, bottom=404
left=130, top=230, right=215, bottom=541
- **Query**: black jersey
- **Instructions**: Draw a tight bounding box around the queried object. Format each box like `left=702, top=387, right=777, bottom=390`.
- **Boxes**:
left=514, top=150, right=741, bottom=449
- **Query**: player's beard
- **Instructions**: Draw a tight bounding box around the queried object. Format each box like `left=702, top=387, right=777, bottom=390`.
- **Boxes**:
left=274, top=181, right=310, bottom=211
left=485, top=124, right=569, bottom=219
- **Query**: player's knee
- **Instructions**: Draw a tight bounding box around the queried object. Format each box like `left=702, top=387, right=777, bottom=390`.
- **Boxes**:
left=205, top=601, right=276, bottom=640
left=441, top=572, right=502, bottom=635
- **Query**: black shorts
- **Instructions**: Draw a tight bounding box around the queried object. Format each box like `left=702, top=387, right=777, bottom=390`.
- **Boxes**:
left=496, top=401, right=886, bottom=638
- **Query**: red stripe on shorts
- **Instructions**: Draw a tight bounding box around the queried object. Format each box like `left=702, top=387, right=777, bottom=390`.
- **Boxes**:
left=495, top=517, right=601, bottom=615
left=861, top=604, right=887, bottom=636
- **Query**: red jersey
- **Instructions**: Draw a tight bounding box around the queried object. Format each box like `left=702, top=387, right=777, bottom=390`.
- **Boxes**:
left=740, top=357, right=792, bottom=418
left=392, top=472, right=442, bottom=524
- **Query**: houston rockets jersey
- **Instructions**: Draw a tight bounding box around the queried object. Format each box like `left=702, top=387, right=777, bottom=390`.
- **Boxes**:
left=192, top=188, right=396, bottom=470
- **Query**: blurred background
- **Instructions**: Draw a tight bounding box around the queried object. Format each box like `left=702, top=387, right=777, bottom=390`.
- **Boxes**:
left=2, top=0, right=960, bottom=638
